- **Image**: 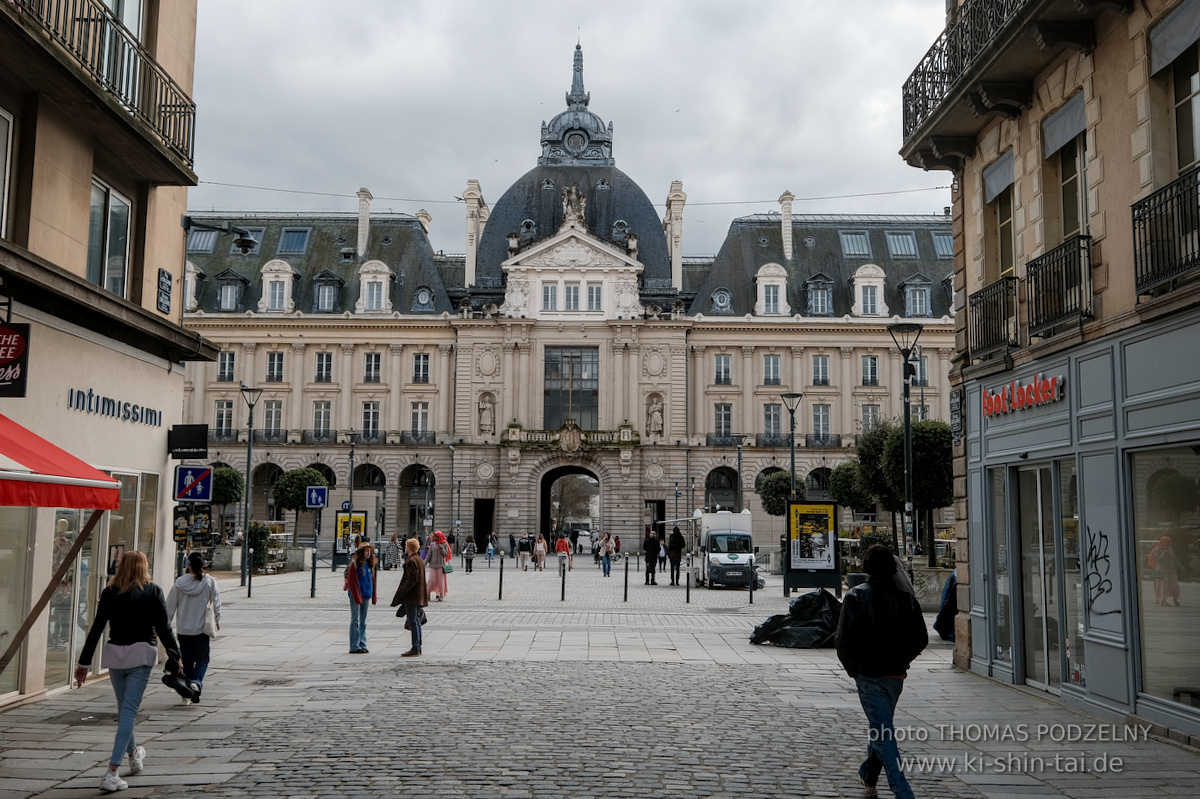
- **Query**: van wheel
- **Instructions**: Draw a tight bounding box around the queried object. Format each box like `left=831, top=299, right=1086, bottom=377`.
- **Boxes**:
left=707, top=581, right=716, bottom=590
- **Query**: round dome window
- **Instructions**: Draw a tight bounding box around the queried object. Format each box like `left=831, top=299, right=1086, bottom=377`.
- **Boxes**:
left=566, top=130, right=588, bottom=153
left=713, top=289, right=732, bottom=312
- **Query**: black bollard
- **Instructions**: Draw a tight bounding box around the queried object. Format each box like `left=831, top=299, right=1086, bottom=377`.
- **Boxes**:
left=749, top=565, right=754, bottom=605
left=310, top=546, right=318, bottom=599
left=624, top=554, right=630, bottom=602
left=247, top=548, right=253, bottom=598
left=686, top=571, right=690, bottom=604
left=561, top=557, right=566, bottom=601
left=498, top=555, right=504, bottom=601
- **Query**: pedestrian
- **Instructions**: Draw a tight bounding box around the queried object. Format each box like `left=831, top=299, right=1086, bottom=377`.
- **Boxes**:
left=534, top=533, right=548, bottom=571
left=601, top=533, right=614, bottom=577
left=447, top=529, right=456, bottom=555
left=835, top=544, right=928, bottom=799
left=384, top=533, right=402, bottom=570
left=165, top=552, right=221, bottom=704
left=425, top=530, right=452, bottom=601
left=668, top=525, right=686, bottom=586
left=570, top=529, right=580, bottom=554
left=509, top=533, right=517, bottom=560
left=933, top=571, right=957, bottom=641
left=391, top=537, right=428, bottom=657
left=555, top=532, right=571, bottom=574
left=518, top=533, right=532, bottom=570
left=658, top=537, right=668, bottom=573
left=642, top=528, right=659, bottom=585
left=614, top=535, right=622, bottom=557
left=485, top=537, right=495, bottom=565
left=462, top=536, right=477, bottom=573
left=344, top=541, right=377, bottom=653
left=1149, top=535, right=1183, bottom=606
left=74, top=550, right=185, bottom=793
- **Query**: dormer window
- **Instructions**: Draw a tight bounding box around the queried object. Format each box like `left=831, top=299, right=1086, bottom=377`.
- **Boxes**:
left=356, top=260, right=394, bottom=314
left=214, top=269, right=249, bottom=312
left=850, top=264, right=888, bottom=317
left=219, top=284, right=237, bottom=311
left=312, top=270, right=344, bottom=313
left=885, top=231, right=918, bottom=258
left=754, top=263, right=790, bottom=316
left=257, top=259, right=298, bottom=313
left=862, top=285, right=878, bottom=315
left=901, top=273, right=933, bottom=317
left=805, top=273, right=834, bottom=316
left=413, top=286, right=434, bottom=311
left=186, top=230, right=217, bottom=253
left=277, top=228, right=310, bottom=255
left=839, top=231, right=871, bottom=258
left=711, top=287, right=733, bottom=315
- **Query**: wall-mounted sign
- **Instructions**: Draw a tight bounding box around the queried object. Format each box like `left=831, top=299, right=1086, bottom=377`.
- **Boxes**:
left=168, top=424, right=208, bottom=458
left=66, top=387, right=163, bottom=427
left=949, top=389, right=962, bottom=446
left=0, top=323, right=30, bottom=398
left=157, top=269, right=172, bottom=314
left=982, top=373, right=1065, bottom=418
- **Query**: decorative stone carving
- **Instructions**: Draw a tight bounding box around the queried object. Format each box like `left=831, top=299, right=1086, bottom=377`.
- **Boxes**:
left=645, top=463, right=664, bottom=482
left=500, top=279, right=530, bottom=317
left=478, top=394, right=495, bottom=435
left=477, top=462, right=495, bottom=480
left=562, top=185, right=587, bottom=228
left=614, top=279, right=643, bottom=318
left=559, top=421, right=582, bottom=453
left=477, top=347, right=499, bottom=377
left=646, top=395, right=664, bottom=436
left=643, top=348, right=665, bottom=377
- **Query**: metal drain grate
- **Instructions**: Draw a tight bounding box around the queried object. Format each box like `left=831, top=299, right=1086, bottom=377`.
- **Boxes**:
left=253, top=678, right=297, bottom=687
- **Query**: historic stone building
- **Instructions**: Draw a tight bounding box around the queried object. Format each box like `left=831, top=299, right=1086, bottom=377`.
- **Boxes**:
left=901, top=0, right=1200, bottom=738
left=182, top=46, right=953, bottom=558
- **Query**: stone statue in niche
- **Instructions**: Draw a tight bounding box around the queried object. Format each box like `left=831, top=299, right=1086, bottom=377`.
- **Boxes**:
left=647, top=396, right=664, bottom=436
left=562, top=185, right=586, bottom=224
left=479, top=395, right=495, bottom=435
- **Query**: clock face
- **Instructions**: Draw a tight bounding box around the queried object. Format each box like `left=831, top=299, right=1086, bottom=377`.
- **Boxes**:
left=416, top=288, right=431, bottom=305
left=566, top=130, right=588, bottom=153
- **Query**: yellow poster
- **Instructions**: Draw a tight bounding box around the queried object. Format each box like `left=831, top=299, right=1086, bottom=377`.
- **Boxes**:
left=788, top=502, right=837, bottom=571
left=335, top=511, right=367, bottom=554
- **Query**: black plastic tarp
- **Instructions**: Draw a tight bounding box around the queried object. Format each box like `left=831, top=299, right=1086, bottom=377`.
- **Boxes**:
left=750, top=589, right=842, bottom=648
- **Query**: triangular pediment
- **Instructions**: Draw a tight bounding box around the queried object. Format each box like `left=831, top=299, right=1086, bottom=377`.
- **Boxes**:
left=502, top=227, right=642, bottom=274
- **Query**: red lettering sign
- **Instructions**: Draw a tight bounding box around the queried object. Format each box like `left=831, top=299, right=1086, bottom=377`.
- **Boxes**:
left=982, top=373, right=1064, bottom=419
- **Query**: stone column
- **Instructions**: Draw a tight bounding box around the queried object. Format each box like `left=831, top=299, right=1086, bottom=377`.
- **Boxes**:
left=612, top=342, right=626, bottom=426
left=789, top=346, right=805, bottom=393
left=339, top=343, right=355, bottom=433
left=691, top=345, right=705, bottom=438
left=501, top=343, right=514, bottom=429
left=741, top=346, right=755, bottom=436
left=289, top=342, right=305, bottom=435
left=627, top=344, right=640, bottom=429
left=517, top=343, right=531, bottom=426
left=438, top=343, right=453, bottom=437
left=839, top=347, right=854, bottom=438
left=242, top=343, right=257, bottom=388
left=388, top=343, right=404, bottom=433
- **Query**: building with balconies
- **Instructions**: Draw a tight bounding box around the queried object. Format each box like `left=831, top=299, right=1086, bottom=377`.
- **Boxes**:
left=902, top=0, right=1200, bottom=738
left=0, top=1, right=216, bottom=704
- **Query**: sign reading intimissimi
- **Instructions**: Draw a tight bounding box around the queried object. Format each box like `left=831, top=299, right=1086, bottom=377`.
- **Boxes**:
left=66, top=387, right=163, bottom=427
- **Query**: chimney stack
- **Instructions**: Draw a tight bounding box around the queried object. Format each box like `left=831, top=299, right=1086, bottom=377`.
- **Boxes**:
left=356, top=188, right=372, bottom=257
left=663, top=181, right=686, bottom=289
left=462, top=180, right=488, bottom=286
left=417, top=209, right=432, bottom=235
left=779, top=190, right=794, bottom=261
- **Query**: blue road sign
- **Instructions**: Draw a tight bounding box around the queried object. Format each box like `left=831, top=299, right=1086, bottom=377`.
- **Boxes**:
left=306, top=486, right=328, bottom=509
left=341, top=500, right=352, bottom=511
left=174, top=465, right=213, bottom=502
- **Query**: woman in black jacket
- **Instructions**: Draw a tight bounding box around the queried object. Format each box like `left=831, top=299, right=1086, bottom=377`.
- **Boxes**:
left=391, top=538, right=428, bottom=657
left=74, top=550, right=184, bottom=793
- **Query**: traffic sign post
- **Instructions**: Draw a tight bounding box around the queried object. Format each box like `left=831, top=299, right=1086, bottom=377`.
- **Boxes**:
left=174, top=465, right=213, bottom=502
left=307, top=484, right=326, bottom=598
left=306, top=486, right=328, bottom=509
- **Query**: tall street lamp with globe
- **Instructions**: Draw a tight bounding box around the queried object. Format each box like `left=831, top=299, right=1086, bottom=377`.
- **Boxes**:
left=888, top=321, right=924, bottom=579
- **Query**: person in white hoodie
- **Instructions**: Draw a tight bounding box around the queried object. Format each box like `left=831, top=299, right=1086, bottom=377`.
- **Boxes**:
left=165, top=552, right=221, bottom=703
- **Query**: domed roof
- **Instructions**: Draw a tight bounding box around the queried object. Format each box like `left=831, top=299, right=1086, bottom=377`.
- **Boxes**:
left=538, top=45, right=614, bottom=168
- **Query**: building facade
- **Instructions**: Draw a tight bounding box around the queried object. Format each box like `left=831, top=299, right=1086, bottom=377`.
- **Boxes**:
left=181, top=47, right=954, bottom=569
left=0, top=0, right=216, bottom=706
left=902, top=0, right=1200, bottom=737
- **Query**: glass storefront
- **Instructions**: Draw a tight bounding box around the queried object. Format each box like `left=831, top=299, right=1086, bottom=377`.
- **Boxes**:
left=43, top=508, right=99, bottom=691
left=0, top=507, right=30, bottom=696
left=1060, top=460, right=1085, bottom=687
left=1132, top=446, right=1200, bottom=708
left=990, top=468, right=1012, bottom=664
left=1019, top=467, right=1059, bottom=690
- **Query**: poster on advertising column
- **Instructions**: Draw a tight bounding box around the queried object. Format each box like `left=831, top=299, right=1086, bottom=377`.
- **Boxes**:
left=788, top=502, right=837, bottom=571
left=335, top=511, right=367, bottom=555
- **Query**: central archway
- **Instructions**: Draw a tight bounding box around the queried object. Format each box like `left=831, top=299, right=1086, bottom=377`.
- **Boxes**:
left=539, top=464, right=599, bottom=543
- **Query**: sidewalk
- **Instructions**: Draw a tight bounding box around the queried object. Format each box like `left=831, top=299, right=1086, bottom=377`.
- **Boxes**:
left=2, top=559, right=1199, bottom=798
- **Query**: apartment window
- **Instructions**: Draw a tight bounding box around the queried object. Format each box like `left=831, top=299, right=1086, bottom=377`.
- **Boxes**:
left=763, top=284, right=780, bottom=314
left=315, top=352, right=332, bottom=383
left=1059, top=135, right=1088, bottom=238
left=543, top=284, right=558, bottom=311
left=812, top=404, right=831, bottom=436
left=906, top=286, right=929, bottom=317
left=217, top=352, right=235, bottom=382
left=411, top=401, right=429, bottom=433
left=1177, top=44, right=1200, bottom=174
left=809, top=284, right=830, bottom=316
left=186, top=230, right=217, bottom=253
left=587, top=284, right=602, bottom=311
left=914, top=405, right=930, bottom=422
left=364, top=352, right=381, bottom=383
left=933, top=233, right=953, bottom=258
left=565, top=284, right=580, bottom=311
left=366, top=282, right=383, bottom=312
left=263, top=400, right=282, bottom=433
left=313, top=401, right=331, bottom=433
left=544, top=347, right=600, bottom=430
left=861, top=284, right=878, bottom=315
left=266, top=352, right=284, bottom=382
left=215, top=400, right=233, bottom=433
left=862, top=404, right=881, bottom=431
left=86, top=179, right=131, bottom=298
left=812, top=354, right=829, bottom=386
left=714, top=354, right=732, bottom=386
left=362, top=402, right=380, bottom=435
left=862, top=355, right=878, bottom=386
left=885, top=231, right=918, bottom=258
left=764, top=403, right=782, bottom=436
left=278, top=228, right=310, bottom=254
left=994, top=186, right=1015, bottom=280
left=763, top=354, right=780, bottom=386
left=413, top=353, right=430, bottom=384
left=219, top=283, right=239, bottom=311
left=839, top=231, right=871, bottom=258
left=230, top=228, right=263, bottom=255
left=714, top=403, right=732, bottom=437
left=267, top=280, right=285, bottom=311
left=912, top=354, right=929, bottom=387
left=0, top=106, right=11, bottom=237
left=316, top=283, right=337, bottom=312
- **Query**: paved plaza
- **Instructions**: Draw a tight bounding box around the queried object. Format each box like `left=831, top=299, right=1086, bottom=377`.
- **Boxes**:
left=3, top=554, right=1200, bottom=798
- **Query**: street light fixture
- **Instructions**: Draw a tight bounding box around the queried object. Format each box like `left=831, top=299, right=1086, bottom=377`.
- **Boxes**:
left=181, top=215, right=260, bottom=254
left=888, top=321, right=924, bottom=578
left=781, top=393, right=803, bottom=501
left=238, top=382, right=263, bottom=587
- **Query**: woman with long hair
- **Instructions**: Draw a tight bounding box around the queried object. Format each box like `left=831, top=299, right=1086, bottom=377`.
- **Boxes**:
left=424, top=530, right=451, bottom=601
left=74, top=550, right=184, bottom=793
left=344, top=541, right=377, bottom=653
left=391, top=537, right=428, bottom=657
left=1149, top=535, right=1183, bottom=606
left=166, top=552, right=222, bottom=703
left=534, top=533, right=548, bottom=571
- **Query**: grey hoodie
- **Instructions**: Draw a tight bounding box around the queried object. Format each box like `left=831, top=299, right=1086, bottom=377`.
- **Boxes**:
left=165, top=573, right=221, bottom=636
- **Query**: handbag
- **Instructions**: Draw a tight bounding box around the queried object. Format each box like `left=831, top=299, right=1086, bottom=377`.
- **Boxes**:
left=203, top=601, right=218, bottom=637
left=442, top=563, right=454, bottom=573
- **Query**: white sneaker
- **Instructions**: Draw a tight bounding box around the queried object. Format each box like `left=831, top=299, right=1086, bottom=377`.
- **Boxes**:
left=129, top=746, right=145, bottom=774
left=101, top=769, right=128, bottom=792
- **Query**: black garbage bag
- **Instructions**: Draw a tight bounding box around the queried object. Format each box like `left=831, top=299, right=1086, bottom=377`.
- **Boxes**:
left=750, top=589, right=842, bottom=648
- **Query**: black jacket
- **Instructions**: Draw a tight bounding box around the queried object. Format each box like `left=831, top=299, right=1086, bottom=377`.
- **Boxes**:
left=667, top=531, right=686, bottom=558
left=835, top=577, right=928, bottom=678
left=643, top=535, right=659, bottom=559
left=78, top=584, right=182, bottom=668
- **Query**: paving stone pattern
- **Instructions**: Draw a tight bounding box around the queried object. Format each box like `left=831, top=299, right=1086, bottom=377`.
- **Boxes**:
left=2, top=561, right=1200, bottom=798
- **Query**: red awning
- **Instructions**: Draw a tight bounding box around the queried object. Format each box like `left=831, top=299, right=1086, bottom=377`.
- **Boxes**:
left=0, top=413, right=120, bottom=509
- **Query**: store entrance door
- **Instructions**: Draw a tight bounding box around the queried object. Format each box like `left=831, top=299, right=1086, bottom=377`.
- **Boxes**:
left=1019, top=466, right=1061, bottom=691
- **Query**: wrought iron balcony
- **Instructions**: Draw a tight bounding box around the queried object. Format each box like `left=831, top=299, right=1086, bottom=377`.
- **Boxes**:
left=301, top=429, right=337, bottom=444
left=806, top=433, right=842, bottom=448
left=862, top=377, right=879, bottom=387
left=706, top=434, right=738, bottom=447
left=1027, top=235, right=1093, bottom=337
left=968, top=276, right=1018, bottom=358
left=253, top=429, right=287, bottom=444
left=1133, top=167, right=1200, bottom=295
left=5, top=0, right=196, bottom=168
left=812, top=377, right=830, bottom=386
left=756, top=433, right=791, bottom=448
left=400, top=430, right=436, bottom=445
left=208, top=429, right=238, bottom=443
left=355, top=429, right=386, bottom=444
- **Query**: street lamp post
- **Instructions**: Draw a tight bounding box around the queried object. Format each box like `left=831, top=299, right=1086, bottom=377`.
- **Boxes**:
left=781, top=393, right=803, bottom=501
left=239, top=383, right=263, bottom=587
left=888, top=322, right=924, bottom=580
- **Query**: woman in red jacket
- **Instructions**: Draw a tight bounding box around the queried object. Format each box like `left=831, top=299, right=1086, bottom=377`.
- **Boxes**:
left=344, top=542, right=377, bottom=654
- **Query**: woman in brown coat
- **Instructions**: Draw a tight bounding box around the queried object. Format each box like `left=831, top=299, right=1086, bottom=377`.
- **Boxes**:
left=391, top=538, right=428, bottom=657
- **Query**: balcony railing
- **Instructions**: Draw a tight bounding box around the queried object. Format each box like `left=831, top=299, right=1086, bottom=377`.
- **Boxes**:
left=968, top=276, right=1018, bottom=358
left=9, top=0, right=196, bottom=167
left=1132, top=166, right=1200, bottom=294
left=253, top=429, right=287, bottom=444
left=902, top=0, right=1029, bottom=140
left=301, top=429, right=337, bottom=445
left=806, top=433, right=842, bottom=448
left=812, top=377, right=830, bottom=386
left=706, top=434, right=738, bottom=447
left=756, top=433, right=791, bottom=448
left=355, top=429, right=385, bottom=444
left=400, top=430, right=436, bottom=445
left=1027, top=235, right=1093, bottom=337
left=208, top=429, right=237, bottom=443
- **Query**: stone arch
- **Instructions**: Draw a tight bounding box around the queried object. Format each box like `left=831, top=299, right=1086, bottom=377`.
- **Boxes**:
left=251, top=463, right=283, bottom=522
left=705, top=466, right=739, bottom=511
left=399, top=463, right=437, bottom=538
left=308, top=463, right=336, bottom=488
left=755, top=466, right=784, bottom=491
left=806, top=466, right=832, bottom=497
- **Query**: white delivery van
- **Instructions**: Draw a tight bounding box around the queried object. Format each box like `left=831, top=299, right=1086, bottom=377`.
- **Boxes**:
left=692, top=509, right=757, bottom=589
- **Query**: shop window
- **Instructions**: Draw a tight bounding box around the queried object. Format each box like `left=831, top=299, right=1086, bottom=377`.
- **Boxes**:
left=1059, top=459, right=1084, bottom=687
left=990, top=468, right=1012, bottom=663
left=44, top=507, right=96, bottom=690
left=0, top=507, right=30, bottom=695
left=86, top=178, right=131, bottom=298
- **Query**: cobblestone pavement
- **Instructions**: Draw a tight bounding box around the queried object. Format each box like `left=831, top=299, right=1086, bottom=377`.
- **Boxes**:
left=3, top=558, right=1200, bottom=798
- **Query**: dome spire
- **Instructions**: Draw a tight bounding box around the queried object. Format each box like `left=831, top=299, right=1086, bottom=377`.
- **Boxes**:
left=566, top=43, right=590, bottom=108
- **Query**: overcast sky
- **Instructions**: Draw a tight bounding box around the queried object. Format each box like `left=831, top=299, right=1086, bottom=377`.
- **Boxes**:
left=188, top=0, right=950, bottom=257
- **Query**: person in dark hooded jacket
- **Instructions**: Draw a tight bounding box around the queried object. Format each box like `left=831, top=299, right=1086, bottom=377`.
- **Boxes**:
left=835, top=544, right=927, bottom=799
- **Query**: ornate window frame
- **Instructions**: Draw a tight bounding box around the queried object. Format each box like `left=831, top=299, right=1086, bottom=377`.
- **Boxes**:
left=356, top=260, right=394, bottom=313
left=257, top=259, right=299, bottom=313
left=754, top=263, right=790, bottom=316
left=850, top=263, right=888, bottom=317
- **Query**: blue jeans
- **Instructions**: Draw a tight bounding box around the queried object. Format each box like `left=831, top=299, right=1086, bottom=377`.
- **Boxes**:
left=405, top=604, right=423, bottom=652
left=108, top=665, right=151, bottom=767
left=349, top=599, right=369, bottom=650
left=602, top=554, right=611, bottom=576
left=179, top=633, right=210, bottom=687
left=855, top=676, right=914, bottom=799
